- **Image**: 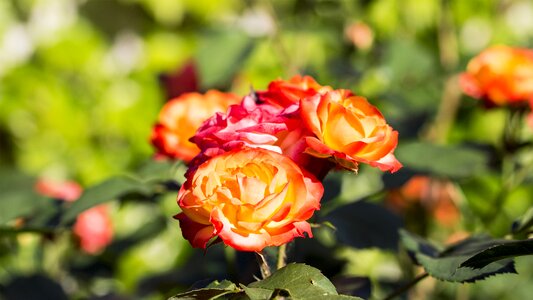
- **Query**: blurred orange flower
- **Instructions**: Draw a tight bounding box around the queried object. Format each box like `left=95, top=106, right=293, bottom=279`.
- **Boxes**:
left=35, top=179, right=113, bottom=254
left=387, top=176, right=460, bottom=227
left=257, top=75, right=332, bottom=108
left=460, top=45, right=533, bottom=106
left=301, top=90, right=401, bottom=172
left=174, top=148, right=323, bottom=252
left=151, top=90, right=240, bottom=162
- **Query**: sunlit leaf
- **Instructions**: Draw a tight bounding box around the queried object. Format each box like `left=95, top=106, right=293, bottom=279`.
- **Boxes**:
left=248, top=263, right=362, bottom=300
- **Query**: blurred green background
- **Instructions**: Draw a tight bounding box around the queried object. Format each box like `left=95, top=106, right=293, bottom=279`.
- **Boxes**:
left=1, top=0, right=533, bottom=299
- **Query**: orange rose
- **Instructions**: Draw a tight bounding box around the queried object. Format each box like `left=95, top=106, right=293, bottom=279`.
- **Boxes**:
left=257, top=75, right=332, bottom=108
left=301, top=89, right=401, bottom=172
left=460, top=45, right=533, bottom=106
left=174, top=148, right=323, bottom=252
left=151, top=90, right=240, bottom=162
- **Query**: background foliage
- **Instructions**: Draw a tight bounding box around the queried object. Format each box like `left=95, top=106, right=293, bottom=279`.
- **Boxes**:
left=1, top=0, right=533, bottom=299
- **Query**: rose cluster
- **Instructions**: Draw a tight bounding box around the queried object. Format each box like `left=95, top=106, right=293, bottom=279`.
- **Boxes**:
left=152, top=75, right=401, bottom=252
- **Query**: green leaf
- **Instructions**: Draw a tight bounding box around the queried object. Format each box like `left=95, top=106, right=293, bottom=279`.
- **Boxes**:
left=396, top=142, right=489, bottom=179
left=248, top=263, right=362, bottom=300
left=461, top=239, right=533, bottom=269
left=205, top=280, right=237, bottom=290
left=399, top=229, right=441, bottom=261
left=400, top=230, right=517, bottom=283
left=61, top=177, right=151, bottom=224
left=0, top=169, right=55, bottom=225
left=512, top=207, right=533, bottom=235
left=168, top=280, right=241, bottom=300
left=0, top=191, right=54, bottom=225
left=241, top=285, right=273, bottom=300
left=323, top=201, right=403, bottom=250
left=168, top=288, right=239, bottom=300
left=136, top=159, right=186, bottom=184
left=196, top=30, right=254, bottom=89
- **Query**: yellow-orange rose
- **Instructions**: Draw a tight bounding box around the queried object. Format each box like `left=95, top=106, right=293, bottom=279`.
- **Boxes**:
left=460, top=45, right=533, bottom=106
left=151, top=90, right=240, bottom=162
left=174, top=148, right=323, bottom=252
left=301, top=89, right=401, bottom=172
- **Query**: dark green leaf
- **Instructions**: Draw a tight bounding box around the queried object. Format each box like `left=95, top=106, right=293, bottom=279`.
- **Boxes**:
left=196, top=30, right=254, bottom=89
left=399, top=229, right=441, bottom=260
left=331, top=276, right=371, bottom=299
left=396, top=142, right=489, bottom=179
left=248, top=263, right=362, bottom=300
left=3, top=274, right=68, bottom=300
left=61, top=177, right=151, bottom=224
left=168, top=280, right=241, bottom=300
left=417, top=253, right=515, bottom=283
left=323, top=201, right=403, bottom=250
left=0, top=169, right=55, bottom=225
left=512, top=207, right=533, bottom=235
left=0, top=191, right=53, bottom=224
left=400, top=230, right=517, bottom=283
left=461, top=239, right=533, bottom=269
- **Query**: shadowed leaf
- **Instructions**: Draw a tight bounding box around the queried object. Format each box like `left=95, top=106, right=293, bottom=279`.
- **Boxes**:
left=461, top=239, right=533, bottom=269
left=400, top=230, right=517, bottom=283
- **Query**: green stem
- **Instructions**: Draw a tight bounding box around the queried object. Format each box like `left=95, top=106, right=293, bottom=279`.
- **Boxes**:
left=382, top=272, right=429, bottom=300
left=277, top=244, right=287, bottom=270
left=255, top=251, right=271, bottom=279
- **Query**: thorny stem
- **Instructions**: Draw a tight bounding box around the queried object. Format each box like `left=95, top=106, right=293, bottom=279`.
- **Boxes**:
left=277, top=244, right=287, bottom=270
left=382, top=272, right=429, bottom=300
left=255, top=251, right=271, bottom=279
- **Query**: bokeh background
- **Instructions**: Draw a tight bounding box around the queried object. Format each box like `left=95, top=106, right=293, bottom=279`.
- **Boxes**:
left=1, top=0, right=533, bottom=299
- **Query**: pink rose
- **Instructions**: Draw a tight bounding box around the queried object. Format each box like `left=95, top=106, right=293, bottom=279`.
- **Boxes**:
left=190, top=95, right=333, bottom=177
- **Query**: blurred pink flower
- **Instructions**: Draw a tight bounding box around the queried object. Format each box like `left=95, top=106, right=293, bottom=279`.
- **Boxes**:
left=35, top=179, right=113, bottom=254
left=35, top=179, right=82, bottom=202
left=345, top=21, right=374, bottom=50
left=73, top=205, right=113, bottom=254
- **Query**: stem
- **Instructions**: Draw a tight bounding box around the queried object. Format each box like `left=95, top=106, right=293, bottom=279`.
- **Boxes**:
left=277, top=244, right=287, bottom=270
left=382, top=272, right=429, bottom=300
left=437, top=0, right=458, bottom=72
left=425, top=0, right=460, bottom=143
left=255, top=251, right=271, bottom=279
left=262, top=1, right=298, bottom=77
